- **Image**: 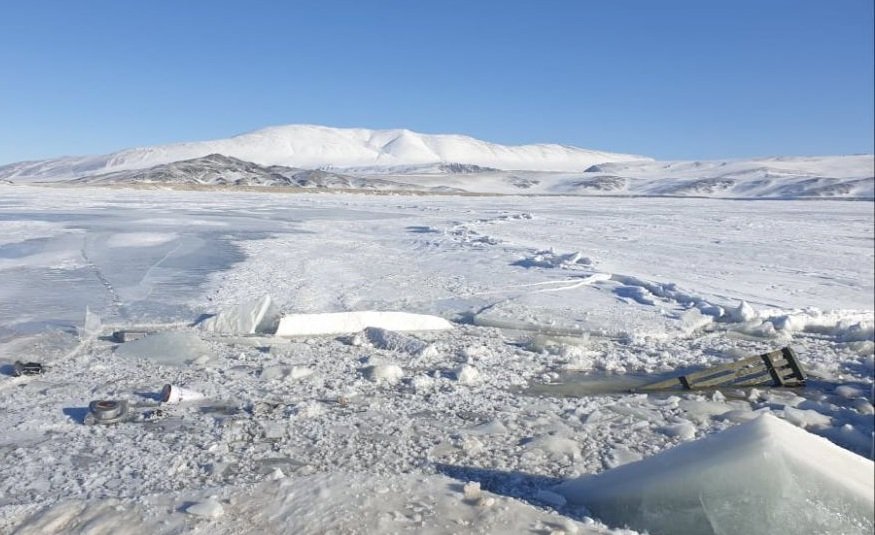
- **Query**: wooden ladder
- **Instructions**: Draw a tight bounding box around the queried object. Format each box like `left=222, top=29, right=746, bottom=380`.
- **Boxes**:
left=637, top=347, right=806, bottom=392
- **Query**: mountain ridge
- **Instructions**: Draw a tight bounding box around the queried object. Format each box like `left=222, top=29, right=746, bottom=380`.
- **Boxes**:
left=0, top=124, right=652, bottom=180
left=71, top=153, right=459, bottom=192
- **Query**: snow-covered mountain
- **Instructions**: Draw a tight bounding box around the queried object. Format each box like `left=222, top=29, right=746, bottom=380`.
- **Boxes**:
left=360, top=154, right=873, bottom=199
left=0, top=124, right=650, bottom=180
left=1, top=124, right=871, bottom=199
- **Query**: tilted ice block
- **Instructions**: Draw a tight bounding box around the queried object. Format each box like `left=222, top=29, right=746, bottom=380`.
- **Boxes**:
left=199, top=295, right=278, bottom=335
left=555, top=414, right=874, bottom=535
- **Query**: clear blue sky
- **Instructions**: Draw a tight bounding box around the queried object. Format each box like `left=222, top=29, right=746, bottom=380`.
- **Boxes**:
left=1, top=0, right=872, bottom=163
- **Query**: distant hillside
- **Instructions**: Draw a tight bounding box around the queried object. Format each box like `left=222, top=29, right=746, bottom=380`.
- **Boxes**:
left=72, top=154, right=457, bottom=192
left=0, top=124, right=651, bottom=180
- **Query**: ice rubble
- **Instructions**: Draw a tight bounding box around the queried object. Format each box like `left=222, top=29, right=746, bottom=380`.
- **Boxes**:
left=513, top=249, right=593, bottom=269
left=354, top=327, right=438, bottom=358
left=556, top=414, right=875, bottom=535
left=276, top=311, right=453, bottom=336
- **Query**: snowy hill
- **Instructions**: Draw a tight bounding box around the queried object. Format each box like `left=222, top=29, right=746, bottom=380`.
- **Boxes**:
left=73, top=154, right=455, bottom=192
left=362, top=154, right=873, bottom=199
left=0, top=124, right=650, bottom=180
left=547, top=154, right=875, bottom=199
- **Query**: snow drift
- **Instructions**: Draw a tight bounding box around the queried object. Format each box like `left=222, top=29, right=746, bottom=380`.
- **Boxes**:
left=555, top=414, right=875, bottom=535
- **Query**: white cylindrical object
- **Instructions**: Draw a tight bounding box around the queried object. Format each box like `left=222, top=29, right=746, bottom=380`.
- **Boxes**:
left=161, top=384, right=205, bottom=404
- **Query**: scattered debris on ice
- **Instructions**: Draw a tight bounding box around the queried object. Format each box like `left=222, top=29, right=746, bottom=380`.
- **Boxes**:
left=161, top=384, right=205, bottom=404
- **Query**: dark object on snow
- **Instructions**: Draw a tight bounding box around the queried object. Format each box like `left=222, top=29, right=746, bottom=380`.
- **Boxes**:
left=13, top=361, right=43, bottom=376
left=86, top=399, right=130, bottom=425
left=636, top=346, right=806, bottom=392
left=112, top=330, right=150, bottom=343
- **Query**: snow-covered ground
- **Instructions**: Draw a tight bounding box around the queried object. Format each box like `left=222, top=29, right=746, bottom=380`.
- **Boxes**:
left=0, top=184, right=872, bottom=534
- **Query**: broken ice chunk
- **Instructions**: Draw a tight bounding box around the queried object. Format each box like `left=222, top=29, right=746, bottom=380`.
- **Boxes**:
left=199, top=295, right=278, bottom=335
left=185, top=499, right=224, bottom=518
left=365, top=363, right=404, bottom=385
left=359, top=327, right=438, bottom=358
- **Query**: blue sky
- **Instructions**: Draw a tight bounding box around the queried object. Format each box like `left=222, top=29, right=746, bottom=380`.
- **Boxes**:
left=1, top=0, right=872, bottom=163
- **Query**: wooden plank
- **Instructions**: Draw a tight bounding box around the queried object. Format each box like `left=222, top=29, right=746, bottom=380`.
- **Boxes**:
left=682, top=361, right=763, bottom=386
left=687, top=368, right=773, bottom=389
left=781, top=346, right=806, bottom=383
left=637, top=376, right=685, bottom=391
left=680, top=355, right=761, bottom=382
left=761, top=353, right=784, bottom=386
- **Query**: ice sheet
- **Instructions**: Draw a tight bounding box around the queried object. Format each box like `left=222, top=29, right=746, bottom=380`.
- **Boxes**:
left=0, top=185, right=871, bottom=535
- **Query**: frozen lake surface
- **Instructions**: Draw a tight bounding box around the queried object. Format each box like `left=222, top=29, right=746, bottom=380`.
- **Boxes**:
left=0, top=184, right=872, bottom=534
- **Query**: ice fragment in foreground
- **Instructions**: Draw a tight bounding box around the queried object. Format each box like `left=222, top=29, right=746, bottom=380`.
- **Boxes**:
left=555, top=414, right=874, bottom=535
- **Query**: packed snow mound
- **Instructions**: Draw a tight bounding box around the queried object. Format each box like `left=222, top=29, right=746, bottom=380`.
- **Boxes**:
left=513, top=249, right=594, bottom=269
left=555, top=414, right=875, bottom=535
left=275, top=311, right=453, bottom=336
left=10, top=473, right=594, bottom=535
left=0, top=124, right=650, bottom=179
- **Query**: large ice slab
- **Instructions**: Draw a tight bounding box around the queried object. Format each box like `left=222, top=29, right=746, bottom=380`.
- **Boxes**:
left=555, top=414, right=874, bottom=535
left=275, top=311, right=452, bottom=336
left=114, top=331, right=213, bottom=367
